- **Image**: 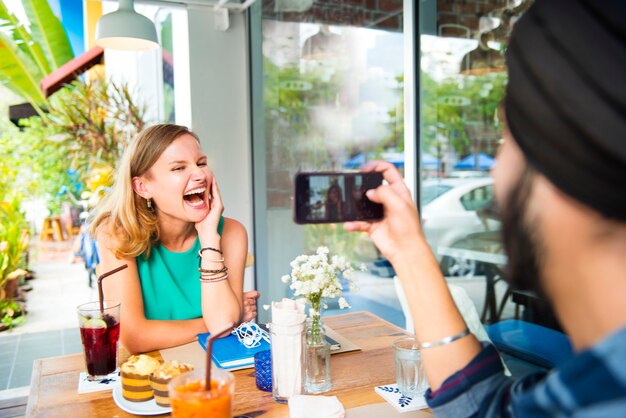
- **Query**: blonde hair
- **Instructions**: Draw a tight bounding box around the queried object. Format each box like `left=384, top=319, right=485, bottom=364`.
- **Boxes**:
left=90, top=124, right=200, bottom=259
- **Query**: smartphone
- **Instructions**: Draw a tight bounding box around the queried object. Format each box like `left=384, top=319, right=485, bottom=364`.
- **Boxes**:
left=294, top=171, right=384, bottom=224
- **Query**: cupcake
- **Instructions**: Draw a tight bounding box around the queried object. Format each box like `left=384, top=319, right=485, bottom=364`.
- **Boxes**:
left=150, top=360, right=194, bottom=407
left=120, top=354, right=161, bottom=402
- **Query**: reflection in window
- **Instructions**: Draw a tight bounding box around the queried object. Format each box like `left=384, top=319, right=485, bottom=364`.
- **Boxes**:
left=420, top=0, right=530, bottom=325
left=263, top=14, right=404, bottom=261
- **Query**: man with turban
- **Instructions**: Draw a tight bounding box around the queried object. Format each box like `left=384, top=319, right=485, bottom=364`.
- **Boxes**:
left=345, top=0, right=626, bottom=416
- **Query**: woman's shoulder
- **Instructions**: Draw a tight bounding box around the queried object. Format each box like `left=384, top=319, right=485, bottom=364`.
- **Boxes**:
left=221, top=217, right=248, bottom=246
left=221, top=217, right=247, bottom=235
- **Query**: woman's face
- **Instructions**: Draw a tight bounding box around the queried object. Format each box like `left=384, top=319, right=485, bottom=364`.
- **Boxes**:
left=329, top=187, right=340, bottom=202
left=139, top=134, right=213, bottom=224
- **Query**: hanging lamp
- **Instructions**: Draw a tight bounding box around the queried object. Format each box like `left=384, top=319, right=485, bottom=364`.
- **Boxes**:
left=95, top=0, right=159, bottom=51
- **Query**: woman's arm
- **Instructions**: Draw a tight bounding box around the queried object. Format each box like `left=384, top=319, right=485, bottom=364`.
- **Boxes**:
left=195, top=177, right=245, bottom=332
left=97, top=225, right=207, bottom=354
left=344, top=161, right=483, bottom=390
left=199, top=216, right=247, bottom=331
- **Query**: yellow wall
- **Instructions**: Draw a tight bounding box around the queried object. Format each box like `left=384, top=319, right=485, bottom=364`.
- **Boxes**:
left=84, top=0, right=102, bottom=49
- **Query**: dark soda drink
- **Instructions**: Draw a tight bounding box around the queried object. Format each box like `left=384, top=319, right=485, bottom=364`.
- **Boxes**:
left=79, top=315, right=120, bottom=377
left=77, top=301, right=121, bottom=380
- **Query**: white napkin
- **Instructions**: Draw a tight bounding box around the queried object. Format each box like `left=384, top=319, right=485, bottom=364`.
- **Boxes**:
left=271, top=298, right=307, bottom=399
left=77, top=371, right=120, bottom=394
left=271, top=298, right=307, bottom=325
left=289, top=395, right=345, bottom=418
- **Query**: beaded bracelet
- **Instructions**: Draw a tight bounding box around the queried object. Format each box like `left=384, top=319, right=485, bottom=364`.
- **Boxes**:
left=419, top=328, right=470, bottom=349
left=199, top=273, right=229, bottom=283
left=199, top=246, right=223, bottom=256
left=197, top=252, right=224, bottom=268
left=198, top=266, right=228, bottom=274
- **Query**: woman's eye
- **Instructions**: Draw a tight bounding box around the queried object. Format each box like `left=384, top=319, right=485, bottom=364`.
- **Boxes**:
left=172, top=166, right=184, bottom=171
left=198, top=162, right=207, bottom=167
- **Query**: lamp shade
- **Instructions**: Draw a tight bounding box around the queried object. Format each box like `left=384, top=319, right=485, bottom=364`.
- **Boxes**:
left=95, top=0, right=159, bottom=51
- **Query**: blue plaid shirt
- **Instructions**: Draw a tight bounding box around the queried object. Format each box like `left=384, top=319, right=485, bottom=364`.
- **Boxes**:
left=426, top=327, right=626, bottom=417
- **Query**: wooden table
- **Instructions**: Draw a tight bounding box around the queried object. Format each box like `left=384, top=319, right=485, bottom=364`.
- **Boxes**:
left=26, top=311, right=419, bottom=417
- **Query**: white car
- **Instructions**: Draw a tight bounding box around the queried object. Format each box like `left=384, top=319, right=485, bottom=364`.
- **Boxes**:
left=421, top=177, right=501, bottom=277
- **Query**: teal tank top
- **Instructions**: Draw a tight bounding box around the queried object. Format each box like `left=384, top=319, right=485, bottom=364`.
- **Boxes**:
left=136, top=217, right=224, bottom=320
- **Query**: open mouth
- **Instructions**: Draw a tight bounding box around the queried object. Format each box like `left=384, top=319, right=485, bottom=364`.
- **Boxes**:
left=183, top=187, right=206, bottom=208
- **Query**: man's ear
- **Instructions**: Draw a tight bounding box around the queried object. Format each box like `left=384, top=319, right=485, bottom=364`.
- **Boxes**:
left=132, top=176, right=151, bottom=200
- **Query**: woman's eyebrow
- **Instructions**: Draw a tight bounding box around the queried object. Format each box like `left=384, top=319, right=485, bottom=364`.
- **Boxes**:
left=168, top=160, right=187, bottom=165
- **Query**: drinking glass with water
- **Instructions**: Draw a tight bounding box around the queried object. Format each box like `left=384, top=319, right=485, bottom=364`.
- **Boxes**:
left=393, top=336, right=428, bottom=398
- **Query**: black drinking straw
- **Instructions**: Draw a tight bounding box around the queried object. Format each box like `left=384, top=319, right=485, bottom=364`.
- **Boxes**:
left=97, top=264, right=128, bottom=314
left=206, top=323, right=234, bottom=391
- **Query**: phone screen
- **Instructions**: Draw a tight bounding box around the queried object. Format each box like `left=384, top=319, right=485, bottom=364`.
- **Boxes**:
left=294, top=172, right=384, bottom=224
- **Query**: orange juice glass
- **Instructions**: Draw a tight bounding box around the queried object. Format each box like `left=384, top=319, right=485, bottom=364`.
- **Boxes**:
left=168, top=368, right=234, bottom=418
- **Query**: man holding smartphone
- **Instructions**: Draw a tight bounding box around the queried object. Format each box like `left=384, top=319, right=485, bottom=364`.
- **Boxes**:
left=345, top=0, right=626, bottom=416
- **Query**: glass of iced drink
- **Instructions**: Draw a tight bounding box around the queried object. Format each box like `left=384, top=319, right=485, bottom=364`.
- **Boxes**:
left=77, top=301, right=121, bottom=381
left=169, top=368, right=234, bottom=418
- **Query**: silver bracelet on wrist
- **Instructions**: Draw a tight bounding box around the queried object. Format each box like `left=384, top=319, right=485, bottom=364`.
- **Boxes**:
left=419, top=328, right=470, bottom=349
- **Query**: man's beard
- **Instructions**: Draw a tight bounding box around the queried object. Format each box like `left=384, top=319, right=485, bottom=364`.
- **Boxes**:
left=500, top=167, right=547, bottom=298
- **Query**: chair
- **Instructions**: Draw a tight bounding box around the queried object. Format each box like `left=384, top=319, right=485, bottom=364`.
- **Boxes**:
left=393, top=277, right=511, bottom=374
left=485, top=319, right=574, bottom=369
left=245, top=252, right=255, bottom=268
left=79, top=228, right=99, bottom=287
left=40, top=216, right=66, bottom=241
left=393, top=277, right=490, bottom=341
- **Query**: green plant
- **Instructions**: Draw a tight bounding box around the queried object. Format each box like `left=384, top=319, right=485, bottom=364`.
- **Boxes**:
left=0, top=198, right=29, bottom=300
left=0, top=300, right=25, bottom=330
left=44, top=77, right=146, bottom=180
left=2, top=116, right=73, bottom=213
left=0, top=0, right=73, bottom=110
left=3, top=77, right=147, bottom=212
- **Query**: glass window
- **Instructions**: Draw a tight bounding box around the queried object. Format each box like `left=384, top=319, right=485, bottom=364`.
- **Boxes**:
left=420, top=0, right=530, bottom=324
left=422, top=184, right=453, bottom=205
left=254, top=0, right=407, bottom=325
left=157, top=11, right=175, bottom=123
left=460, top=185, right=493, bottom=212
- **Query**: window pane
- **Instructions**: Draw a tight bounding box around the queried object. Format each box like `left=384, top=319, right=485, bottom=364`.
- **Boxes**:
left=158, top=11, right=175, bottom=123
left=420, top=1, right=529, bottom=324
left=258, top=0, right=406, bottom=325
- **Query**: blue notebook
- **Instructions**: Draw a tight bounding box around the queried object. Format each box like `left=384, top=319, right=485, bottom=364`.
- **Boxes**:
left=197, top=332, right=270, bottom=369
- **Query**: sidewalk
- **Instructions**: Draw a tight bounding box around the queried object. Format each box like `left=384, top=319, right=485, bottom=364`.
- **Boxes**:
left=0, top=237, right=95, bottom=392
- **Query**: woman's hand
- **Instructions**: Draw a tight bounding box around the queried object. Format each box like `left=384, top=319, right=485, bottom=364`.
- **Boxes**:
left=242, top=290, right=260, bottom=322
left=195, top=176, right=224, bottom=241
left=344, top=161, right=426, bottom=264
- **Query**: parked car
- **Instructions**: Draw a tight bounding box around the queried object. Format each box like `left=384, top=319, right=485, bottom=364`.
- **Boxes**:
left=421, top=177, right=501, bottom=277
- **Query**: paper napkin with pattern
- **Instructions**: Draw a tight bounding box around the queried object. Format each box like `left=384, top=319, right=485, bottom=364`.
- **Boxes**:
left=374, top=383, right=428, bottom=413
left=77, top=371, right=120, bottom=394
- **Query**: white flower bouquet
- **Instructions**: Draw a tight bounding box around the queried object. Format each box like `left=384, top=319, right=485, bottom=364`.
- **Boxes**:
left=281, top=246, right=359, bottom=338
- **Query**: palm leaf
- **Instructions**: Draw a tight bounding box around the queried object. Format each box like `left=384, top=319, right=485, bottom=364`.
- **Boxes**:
left=0, top=30, right=46, bottom=105
left=21, top=0, right=73, bottom=70
left=0, top=0, right=51, bottom=75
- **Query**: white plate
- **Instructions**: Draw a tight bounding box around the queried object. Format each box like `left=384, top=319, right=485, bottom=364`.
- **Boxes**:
left=112, top=384, right=172, bottom=416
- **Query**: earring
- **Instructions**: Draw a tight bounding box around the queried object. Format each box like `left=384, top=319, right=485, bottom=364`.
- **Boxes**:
left=146, top=198, right=152, bottom=210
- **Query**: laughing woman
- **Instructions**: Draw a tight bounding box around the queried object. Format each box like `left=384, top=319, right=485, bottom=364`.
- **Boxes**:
left=90, top=124, right=257, bottom=353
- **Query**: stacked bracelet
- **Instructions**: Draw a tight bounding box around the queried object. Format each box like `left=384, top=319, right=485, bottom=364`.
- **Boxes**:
left=418, top=328, right=470, bottom=349
left=198, top=246, right=228, bottom=283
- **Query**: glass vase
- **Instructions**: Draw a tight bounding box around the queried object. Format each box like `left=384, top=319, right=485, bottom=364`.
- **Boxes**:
left=304, top=314, right=332, bottom=394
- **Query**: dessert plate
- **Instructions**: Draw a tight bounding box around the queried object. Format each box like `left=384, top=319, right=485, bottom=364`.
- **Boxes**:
left=112, top=384, right=172, bottom=415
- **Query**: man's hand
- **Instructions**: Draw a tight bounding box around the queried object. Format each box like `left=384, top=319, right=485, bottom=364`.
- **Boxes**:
left=343, top=161, right=425, bottom=265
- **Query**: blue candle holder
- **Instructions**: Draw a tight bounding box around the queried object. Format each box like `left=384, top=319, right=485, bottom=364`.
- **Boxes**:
left=254, top=349, right=272, bottom=392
